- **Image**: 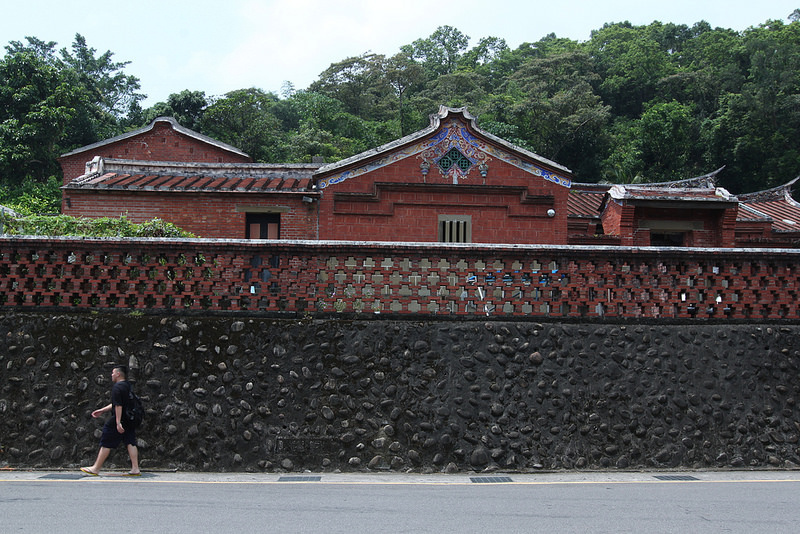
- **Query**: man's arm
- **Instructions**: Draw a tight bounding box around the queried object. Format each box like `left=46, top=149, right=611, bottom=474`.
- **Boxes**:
left=115, top=404, right=124, bottom=434
left=91, top=404, right=112, bottom=418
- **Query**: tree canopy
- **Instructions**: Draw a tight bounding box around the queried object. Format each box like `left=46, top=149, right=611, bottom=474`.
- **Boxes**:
left=2, top=14, right=800, bottom=214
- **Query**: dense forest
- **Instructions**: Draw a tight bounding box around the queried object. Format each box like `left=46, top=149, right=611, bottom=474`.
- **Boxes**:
left=1, top=11, right=800, bottom=215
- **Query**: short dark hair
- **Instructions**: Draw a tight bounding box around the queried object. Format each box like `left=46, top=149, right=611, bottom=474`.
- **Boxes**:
left=114, top=365, right=128, bottom=378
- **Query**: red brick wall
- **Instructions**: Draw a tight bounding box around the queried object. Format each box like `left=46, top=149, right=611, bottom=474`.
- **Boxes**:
left=602, top=203, right=740, bottom=247
left=733, top=219, right=777, bottom=246
left=317, top=153, right=570, bottom=244
left=630, top=207, right=725, bottom=247
left=58, top=121, right=251, bottom=185
left=601, top=200, right=625, bottom=238
left=3, top=236, right=798, bottom=319
left=62, top=190, right=317, bottom=240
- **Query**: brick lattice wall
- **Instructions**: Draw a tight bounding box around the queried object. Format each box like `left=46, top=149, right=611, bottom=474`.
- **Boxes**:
left=1, top=236, right=799, bottom=319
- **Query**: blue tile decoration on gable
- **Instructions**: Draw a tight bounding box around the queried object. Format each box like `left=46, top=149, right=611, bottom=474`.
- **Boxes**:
left=317, top=119, right=572, bottom=189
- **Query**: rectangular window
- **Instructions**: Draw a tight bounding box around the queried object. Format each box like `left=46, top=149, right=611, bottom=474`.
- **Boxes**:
left=438, top=215, right=471, bottom=243
left=246, top=213, right=280, bottom=239
left=650, top=232, right=685, bottom=246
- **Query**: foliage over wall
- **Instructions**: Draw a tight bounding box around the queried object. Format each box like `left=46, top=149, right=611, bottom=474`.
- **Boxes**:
left=0, top=213, right=193, bottom=238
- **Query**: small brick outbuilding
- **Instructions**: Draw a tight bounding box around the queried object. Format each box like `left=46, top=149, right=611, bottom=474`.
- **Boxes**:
left=59, top=116, right=252, bottom=184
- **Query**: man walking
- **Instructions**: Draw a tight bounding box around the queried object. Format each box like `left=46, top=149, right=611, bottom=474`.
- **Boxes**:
left=81, top=365, right=141, bottom=476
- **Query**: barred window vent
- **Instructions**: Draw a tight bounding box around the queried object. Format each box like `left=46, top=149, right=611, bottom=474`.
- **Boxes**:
left=439, top=215, right=471, bottom=243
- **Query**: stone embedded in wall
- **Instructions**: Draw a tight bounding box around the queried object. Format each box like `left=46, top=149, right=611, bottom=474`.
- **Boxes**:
left=1, top=312, right=800, bottom=472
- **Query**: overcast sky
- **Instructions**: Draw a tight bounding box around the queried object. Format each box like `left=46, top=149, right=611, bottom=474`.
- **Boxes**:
left=2, top=0, right=797, bottom=106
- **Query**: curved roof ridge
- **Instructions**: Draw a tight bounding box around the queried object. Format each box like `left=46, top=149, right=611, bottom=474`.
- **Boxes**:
left=739, top=175, right=800, bottom=203
left=621, top=167, right=725, bottom=189
left=66, top=157, right=323, bottom=186
left=58, top=116, right=250, bottom=160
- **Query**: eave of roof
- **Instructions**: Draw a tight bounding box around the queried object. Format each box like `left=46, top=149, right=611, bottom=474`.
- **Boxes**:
left=568, top=189, right=606, bottom=218
left=58, top=117, right=250, bottom=160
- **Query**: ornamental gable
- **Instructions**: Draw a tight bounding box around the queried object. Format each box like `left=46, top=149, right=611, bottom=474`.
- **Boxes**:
left=314, top=106, right=573, bottom=191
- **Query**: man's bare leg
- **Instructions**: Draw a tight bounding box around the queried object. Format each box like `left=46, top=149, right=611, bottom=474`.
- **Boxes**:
left=127, top=444, right=140, bottom=474
left=82, top=446, right=111, bottom=475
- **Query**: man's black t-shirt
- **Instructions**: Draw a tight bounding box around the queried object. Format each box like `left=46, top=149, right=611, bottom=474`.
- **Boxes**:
left=110, top=380, right=131, bottom=424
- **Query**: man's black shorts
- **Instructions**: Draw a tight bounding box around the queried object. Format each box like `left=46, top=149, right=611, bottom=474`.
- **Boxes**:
left=99, top=418, right=137, bottom=448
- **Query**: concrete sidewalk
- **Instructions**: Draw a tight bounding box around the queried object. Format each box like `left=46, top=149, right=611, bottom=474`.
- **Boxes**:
left=3, top=468, right=800, bottom=485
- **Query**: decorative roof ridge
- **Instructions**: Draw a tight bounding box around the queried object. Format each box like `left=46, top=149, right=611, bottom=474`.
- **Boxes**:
left=571, top=168, right=725, bottom=194
left=607, top=183, right=736, bottom=202
left=65, top=157, right=323, bottom=189
left=69, top=157, right=323, bottom=183
left=314, top=105, right=572, bottom=177
left=738, top=175, right=800, bottom=204
left=442, top=106, right=572, bottom=175
left=620, top=167, right=726, bottom=190
left=58, top=117, right=250, bottom=160
left=100, top=158, right=322, bottom=173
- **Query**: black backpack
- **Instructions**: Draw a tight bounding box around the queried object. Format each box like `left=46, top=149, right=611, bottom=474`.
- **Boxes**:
left=123, top=384, right=144, bottom=430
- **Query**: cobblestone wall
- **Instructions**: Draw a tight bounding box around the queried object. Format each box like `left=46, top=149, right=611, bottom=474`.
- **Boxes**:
left=1, top=312, right=799, bottom=472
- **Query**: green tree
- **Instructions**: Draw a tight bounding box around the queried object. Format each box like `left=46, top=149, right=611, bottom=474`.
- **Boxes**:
left=587, top=22, right=673, bottom=117
left=200, top=88, right=287, bottom=162
left=704, top=19, right=800, bottom=192
left=59, top=33, right=144, bottom=143
left=460, top=36, right=508, bottom=67
left=310, top=53, right=392, bottom=119
left=486, top=51, right=611, bottom=178
left=0, top=38, right=81, bottom=183
left=283, top=90, right=381, bottom=162
left=401, top=26, right=470, bottom=78
left=604, top=100, right=697, bottom=183
left=385, top=52, right=425, bottom=135
left=0, top=174, right=62, bottom=214
left=418, top=70, right=488, bottom=110
left=136, top=89, right=208, bottom=129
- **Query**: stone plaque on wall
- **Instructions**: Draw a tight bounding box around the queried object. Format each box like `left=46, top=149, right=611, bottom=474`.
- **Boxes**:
left=274, top=437, right=339, bottom=460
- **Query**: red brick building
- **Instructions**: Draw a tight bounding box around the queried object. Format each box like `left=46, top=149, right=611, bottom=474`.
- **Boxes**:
left=59, top=107, right=800, bottom=247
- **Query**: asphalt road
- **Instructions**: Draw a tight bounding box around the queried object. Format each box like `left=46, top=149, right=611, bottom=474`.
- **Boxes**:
left=2, top=470, right=799, bottom=533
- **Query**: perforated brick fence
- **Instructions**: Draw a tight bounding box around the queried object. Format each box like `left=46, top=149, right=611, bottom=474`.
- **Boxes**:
left=1, top=236, right=799, bottom=319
